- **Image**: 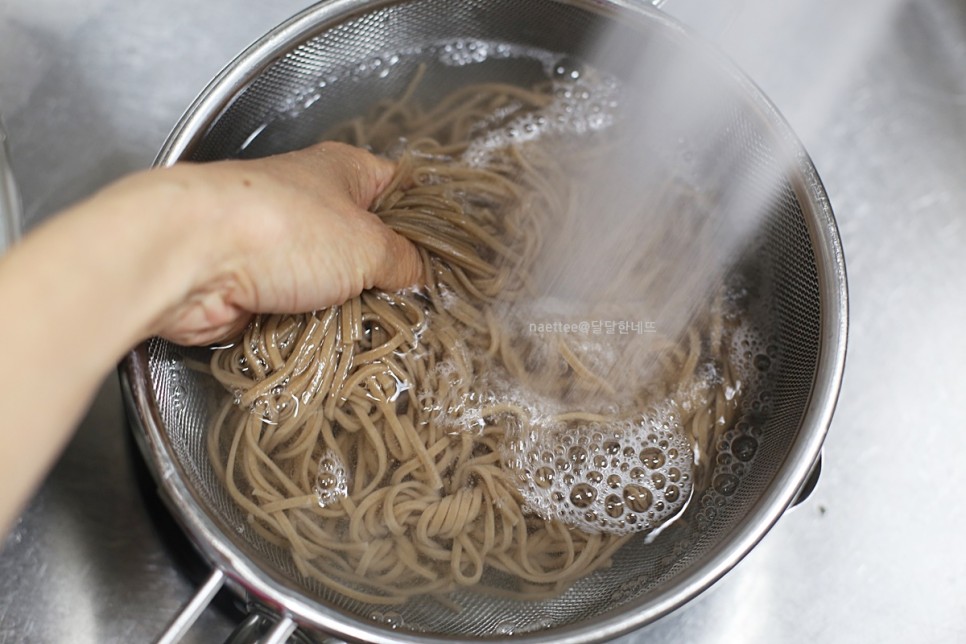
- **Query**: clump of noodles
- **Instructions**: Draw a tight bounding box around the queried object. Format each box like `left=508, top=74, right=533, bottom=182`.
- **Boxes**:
left=205, top=68, right=742, bottom=604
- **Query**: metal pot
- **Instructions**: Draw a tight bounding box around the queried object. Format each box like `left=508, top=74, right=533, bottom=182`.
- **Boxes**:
left=0, top=116, right=21, bottom=255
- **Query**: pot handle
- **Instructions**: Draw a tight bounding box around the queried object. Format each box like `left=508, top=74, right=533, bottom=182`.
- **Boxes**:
left=790, top=454, right=822, bottom=507
left=225, top=612, right=332, bottom=644
left=224, top=614, right=299, bottom=644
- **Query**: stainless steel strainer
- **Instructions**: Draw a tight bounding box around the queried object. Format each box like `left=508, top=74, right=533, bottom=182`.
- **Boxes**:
left=0, top=115, right=20, bottom=255
left=120, top=0, right=848, bottom=642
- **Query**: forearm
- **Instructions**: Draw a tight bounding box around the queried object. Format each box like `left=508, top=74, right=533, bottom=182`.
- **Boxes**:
left=0, top=142, right=418, bottom=534
left=0, top=167, right=215, bottom=531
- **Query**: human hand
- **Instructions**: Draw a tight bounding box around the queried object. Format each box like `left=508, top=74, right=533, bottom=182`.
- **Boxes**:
left=0, top=140, right=423, bottom=532
left=142, top=141, right=423, bottom=345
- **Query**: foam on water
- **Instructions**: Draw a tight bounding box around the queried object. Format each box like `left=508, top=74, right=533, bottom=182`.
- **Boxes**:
left=504, top=406, right=696, bottom=535
left=271, top=38, right=566, bottom=123
left=436, top=38, right=558, bottom=71
left=462, top=72, right=621, bottom=167
left=414, top=274, right=778, bottom=537
left=314, top=449, right=348, bottom=508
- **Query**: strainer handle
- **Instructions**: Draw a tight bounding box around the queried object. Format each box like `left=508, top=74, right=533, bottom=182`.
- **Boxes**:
left=157, top=569, right=300, bottom=644
left=157, top=569, right=226, bottom=644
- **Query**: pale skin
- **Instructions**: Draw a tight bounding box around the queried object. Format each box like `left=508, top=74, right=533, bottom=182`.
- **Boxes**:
left=0, top=141, right=422, bottom=533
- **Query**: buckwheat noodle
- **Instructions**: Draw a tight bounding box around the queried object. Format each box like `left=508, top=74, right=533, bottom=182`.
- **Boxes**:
left=204, top=68, right=741, bottom=605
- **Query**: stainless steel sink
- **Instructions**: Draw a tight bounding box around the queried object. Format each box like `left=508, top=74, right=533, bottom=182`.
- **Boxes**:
left=0, top=0, right=964, bottom=642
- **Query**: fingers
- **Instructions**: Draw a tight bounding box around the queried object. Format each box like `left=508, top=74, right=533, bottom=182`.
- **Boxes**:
left=163, top=312, right=254, bottom=347
left=372, top=225, right=425, bottom=293
left=283, top=142, right=423, bottom=296
left=154, top=141, right=425, bottom=346
left=273, top=141, right=397, bottom=210
left=316, top=142, right=397, bottom=208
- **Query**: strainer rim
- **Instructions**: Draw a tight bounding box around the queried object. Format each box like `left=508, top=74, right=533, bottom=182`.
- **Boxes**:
left=124, top=0, right=848, bottom=641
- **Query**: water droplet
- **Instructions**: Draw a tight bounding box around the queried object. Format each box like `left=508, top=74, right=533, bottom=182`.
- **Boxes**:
left=605, top=494, right=624, bottom=518
left=570, top=483, right=597, bottom=508
left=623, top=485, right=653, bottom=513
left=640, top=447, right=666, bottom=469
left=314, top=449, right=348, bottom=508
left=732, top=435, right=758, bottom=462
left=665, top=485, right=680, bottom=503
left=754, top=354, right=772, bottom=371
left=530, top=616, right=554, bottom=631
left=553, top=56, right=582, bottom=80
left=713, top=473, right=740, bottom=496
left=568, top=445, right=588, bottom=468
left=316, top=471, right=338, bottom=491
left=534, top=466, right=555, bottom=489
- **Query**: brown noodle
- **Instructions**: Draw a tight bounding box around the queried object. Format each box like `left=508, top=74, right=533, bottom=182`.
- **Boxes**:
left=204, top=69, right=741, bottom=605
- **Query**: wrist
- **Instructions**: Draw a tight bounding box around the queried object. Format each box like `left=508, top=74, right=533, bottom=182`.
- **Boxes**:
left=61, top=165, right=230, bottom=351
left=0, top=165, right=218, bottom=531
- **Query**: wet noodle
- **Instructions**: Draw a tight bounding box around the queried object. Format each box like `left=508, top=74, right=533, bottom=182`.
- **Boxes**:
left=206, top=70, right=742, bottom=604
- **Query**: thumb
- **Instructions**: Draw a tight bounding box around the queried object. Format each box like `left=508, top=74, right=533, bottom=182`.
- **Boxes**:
left=306, top=142, right=424, bottom=294
left=371, top=224, right=425, bottom=293
left=257, top=141, right=425, bottom=298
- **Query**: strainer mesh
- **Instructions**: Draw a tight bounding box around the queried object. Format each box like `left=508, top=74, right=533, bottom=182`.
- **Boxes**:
left=145, top=0, right=823, bottom=638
